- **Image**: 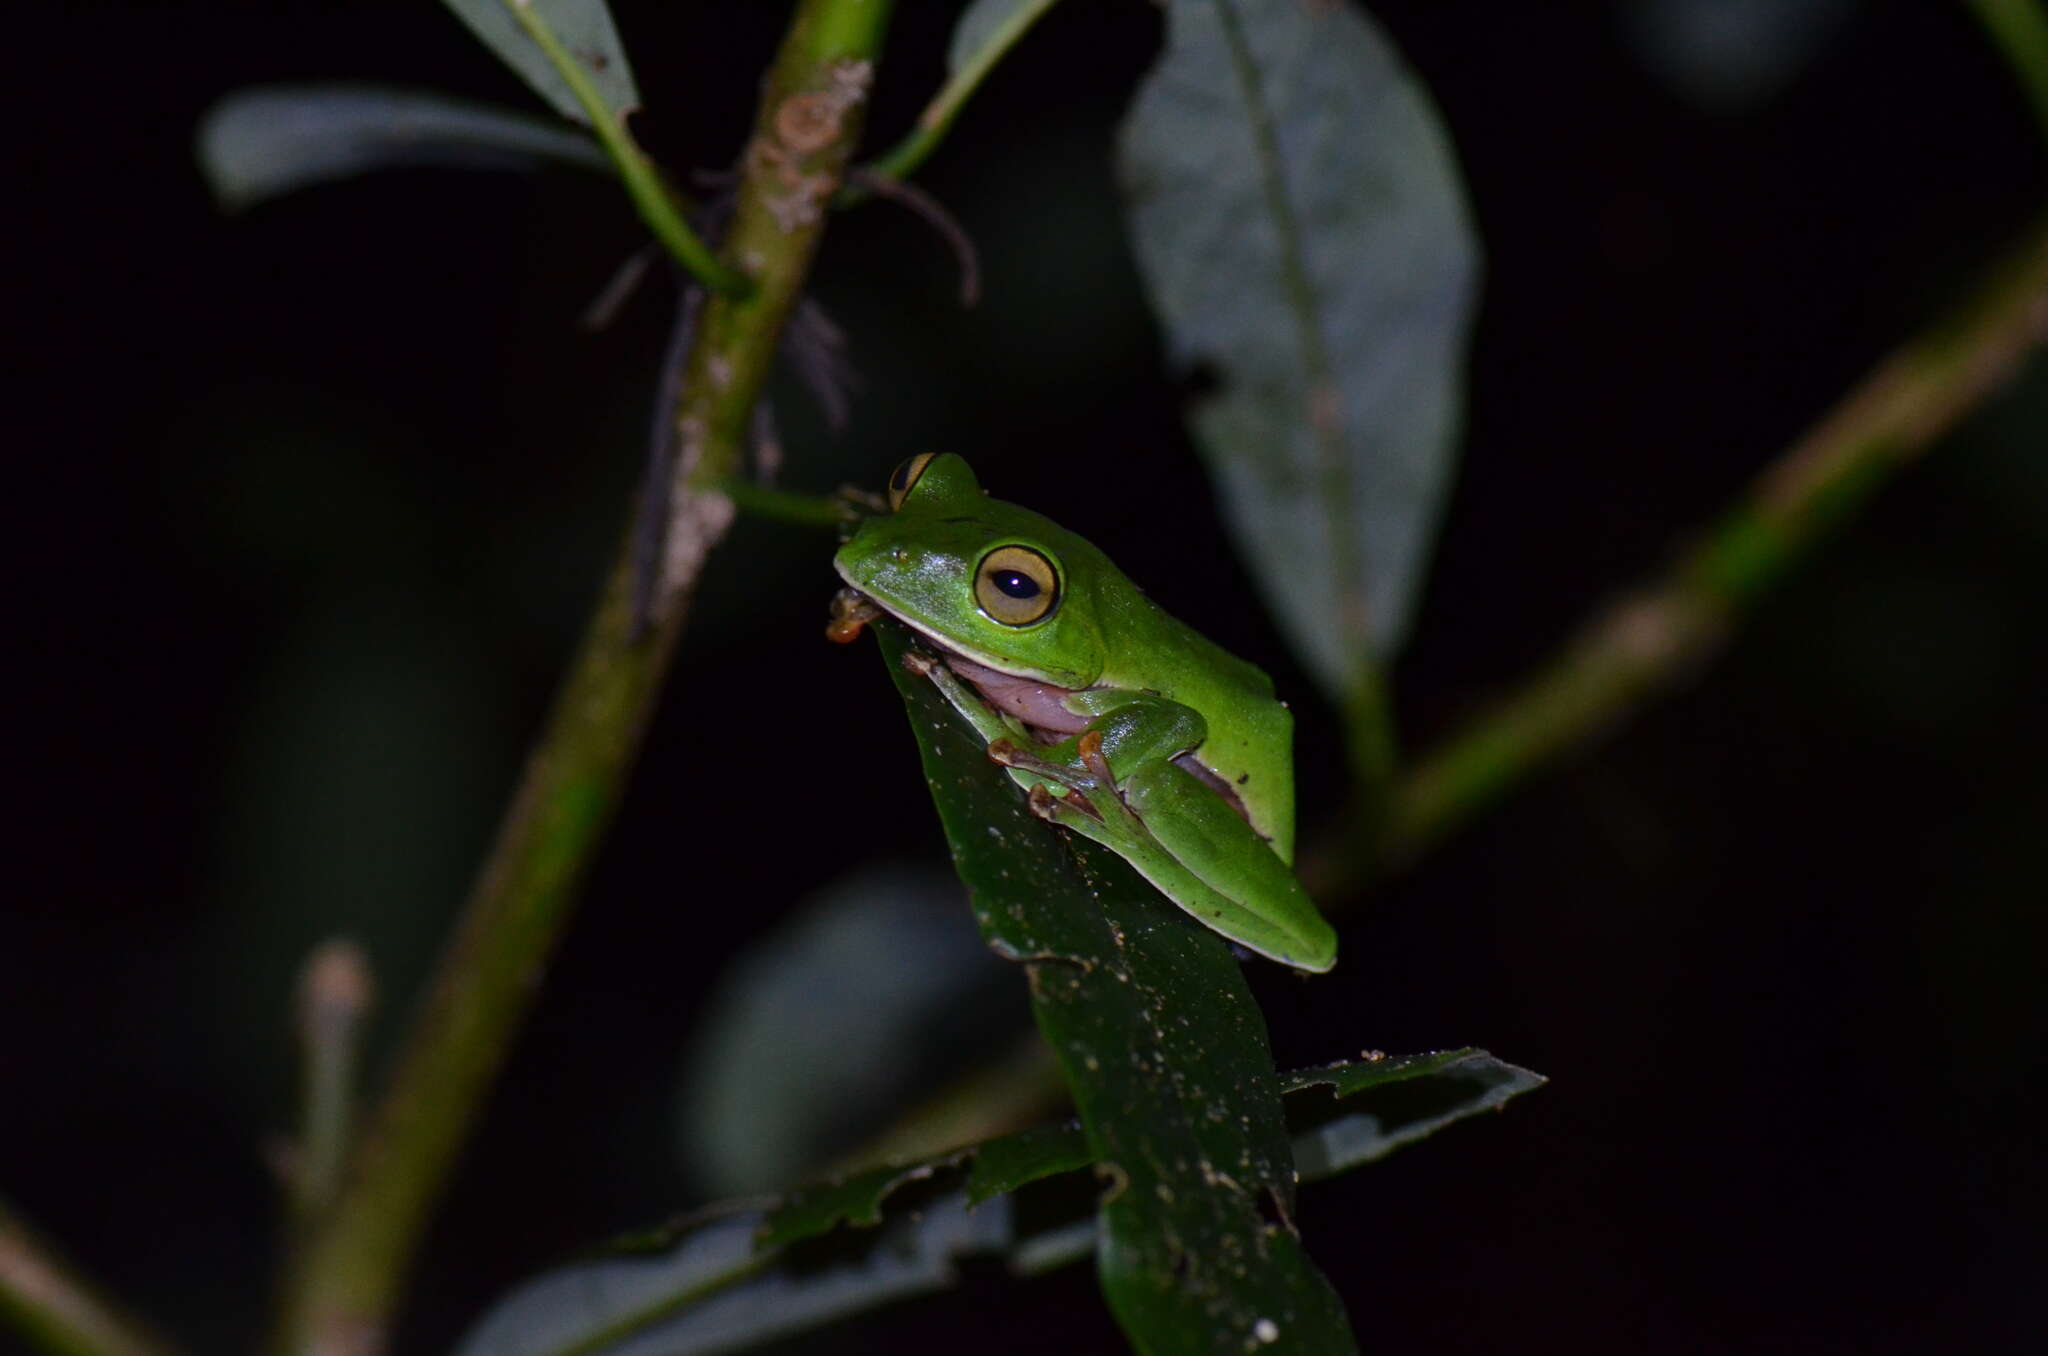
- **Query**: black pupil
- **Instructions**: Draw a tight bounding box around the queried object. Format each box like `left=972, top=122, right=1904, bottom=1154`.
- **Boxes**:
left=990, top=569, right=1039, bottom=599
left=891, top=463, right=912, bottom=490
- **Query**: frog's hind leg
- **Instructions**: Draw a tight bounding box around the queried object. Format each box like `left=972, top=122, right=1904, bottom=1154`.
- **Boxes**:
left=1014, top=744, right=1336, bottom=973
left=1117, top=759, right=1337, bottom=973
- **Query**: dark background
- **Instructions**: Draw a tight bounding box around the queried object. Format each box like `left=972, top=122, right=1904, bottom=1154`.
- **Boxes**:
left=8, top=1, right=2045, bottom=1352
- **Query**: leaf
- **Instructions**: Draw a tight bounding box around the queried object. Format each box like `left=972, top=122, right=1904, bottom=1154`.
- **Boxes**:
left=195, top=84, right=608, bottom=213
left=675, top=864, right=1018, bottom=1195
left=947, top=0, right=1062, bottom=75
left=454, top=1052, right=1538, bottom=1355
left=1117, top=0, right=1481, bottom=694
left=440, top=0, right=640, bottom=125
left=871, top=619, right=1355, bottom=1355
left=451, top=1198, right=1015, bottom=1356
left=1284, top=1049, right=1547, bottom=1179
left=965, top=1121, right=1091, bottom=1203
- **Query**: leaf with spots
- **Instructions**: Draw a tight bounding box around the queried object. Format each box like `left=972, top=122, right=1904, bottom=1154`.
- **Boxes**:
left=872, top=618, right=1356, bottom=1354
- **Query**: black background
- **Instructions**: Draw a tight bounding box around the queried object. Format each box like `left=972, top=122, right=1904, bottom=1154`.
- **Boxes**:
left=7, top=2, right=2046, bottom=1353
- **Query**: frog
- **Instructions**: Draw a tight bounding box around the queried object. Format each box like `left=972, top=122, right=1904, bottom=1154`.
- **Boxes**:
left=827, top=453, right=1336, bottom=973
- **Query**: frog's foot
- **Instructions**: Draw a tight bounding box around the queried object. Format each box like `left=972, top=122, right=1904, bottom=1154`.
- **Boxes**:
left=827, top=588, right=883, bottom=644
left=901, top=645, right=940, bottom=677
left=1074, top=730, right=1116, bottom=784
left=998, top=733, right=1141, bottom=838
left=988, top=736, right=1083, bottom=783
left=1027, top=782, right=1103, bottom=825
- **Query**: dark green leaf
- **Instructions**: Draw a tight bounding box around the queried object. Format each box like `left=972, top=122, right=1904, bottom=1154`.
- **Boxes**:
left=440, top=0, right=640, bottom=125
left=195, top=84, right=607, bottom=212
left=872, top=620, right=1355, bottom=1355
left=1117, top=0, right=1481, bottom=691
left=454, top=1051, right=1538, bottom=1355
left=1287, top=1049, right=1547, bottom=1179
left=762, top=1159, right=960, bottom=1249
left=966, top=1121, right=1090, bottom=1203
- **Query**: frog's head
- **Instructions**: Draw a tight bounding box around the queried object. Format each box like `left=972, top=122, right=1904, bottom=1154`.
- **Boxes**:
left=833, top=454, right=1107, bottom=689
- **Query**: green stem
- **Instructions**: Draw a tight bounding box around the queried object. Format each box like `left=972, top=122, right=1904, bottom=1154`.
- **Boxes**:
left=500, top=0, right=750, bottom=296
left=715, top=478, right=859, bottom=529
left=0, top=1201, right=180, bottom=1356
left=1966, top=0, right=2048, bottom=148
left=850, top=0, right=1063, bottom=195
left=1363, top=215, right=2048, bottom=877
left=269, top=4, right=895, bottom=1352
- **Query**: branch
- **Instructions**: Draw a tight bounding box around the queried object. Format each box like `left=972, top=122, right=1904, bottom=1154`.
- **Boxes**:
left=0, top=1201, right=180, bottom=1356
left=268, top=4, right=896, bottom=1353
left=1358, top=215, right=2048, bottom=878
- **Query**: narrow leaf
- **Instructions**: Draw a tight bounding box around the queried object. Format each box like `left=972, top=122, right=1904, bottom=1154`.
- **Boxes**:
left=440, top=0, right=641, bottom=125
left=1117, top=0, right=1481, bottom=692
left=871, top=620, right=1355, bottom=1355
left=196, top=84, right=607, bottom=212
left=1286, top=1049, right=1547, bottom=1178
left=454, top=1051, right=1538, bottom=1355
left=451, top=1198, right=1013, bottom=1356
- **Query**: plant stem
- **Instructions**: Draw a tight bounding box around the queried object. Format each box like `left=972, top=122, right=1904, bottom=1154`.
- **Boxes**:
left=714, top=478, right=859, bottom=529
left=1966, top=0, right=2048, bottom=149
left=499, top=0, right=749, bottom=296
left=0, top=1201, right=180, bottom=1356
left=849, top=0, right=1063, bottom=195
left=269, top=4, right=894, bottom=1352
left=1365, top=215, right=2048, bottom=876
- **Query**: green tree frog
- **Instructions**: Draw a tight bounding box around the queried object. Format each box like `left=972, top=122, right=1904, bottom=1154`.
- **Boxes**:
left=828, top=454, right=1337, bottom=973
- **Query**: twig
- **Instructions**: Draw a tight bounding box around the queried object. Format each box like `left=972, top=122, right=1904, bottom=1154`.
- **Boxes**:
left=0, top=1200, right=180, bottom=1356
left=289, top=941, right=375, bottom=1234
left=846, top=168, right=982, bottom=305
left=268, top=4, right=896, bottom=1353
left=1360, top=215, right=2048, bottom=878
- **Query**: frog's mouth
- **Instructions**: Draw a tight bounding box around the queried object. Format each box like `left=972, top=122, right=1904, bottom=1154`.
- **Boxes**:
left=829, top=585, right=1254, bottom=824
left=828, top=585, right=1091, bottom=739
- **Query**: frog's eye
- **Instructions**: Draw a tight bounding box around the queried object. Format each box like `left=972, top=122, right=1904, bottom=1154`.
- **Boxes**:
left=975, top=546, right=1059, bottom=626
left=887, top=453, right=939, bottom=511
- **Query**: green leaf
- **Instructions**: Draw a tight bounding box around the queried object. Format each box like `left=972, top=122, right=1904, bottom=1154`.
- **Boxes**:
left=195, top=84, right=608, bottom=213
left=1117, top=0, right=1481, bottom=694
left=871, top=620, right=1355, bottom=1355
left=965, top=1121, right=1091, bottom=1203
left=440, top=0, right=641, bottom=125
left=454, top=1051, right=1538, bottom=1355
left=1285, top=1049, right=1547, bottom=1179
